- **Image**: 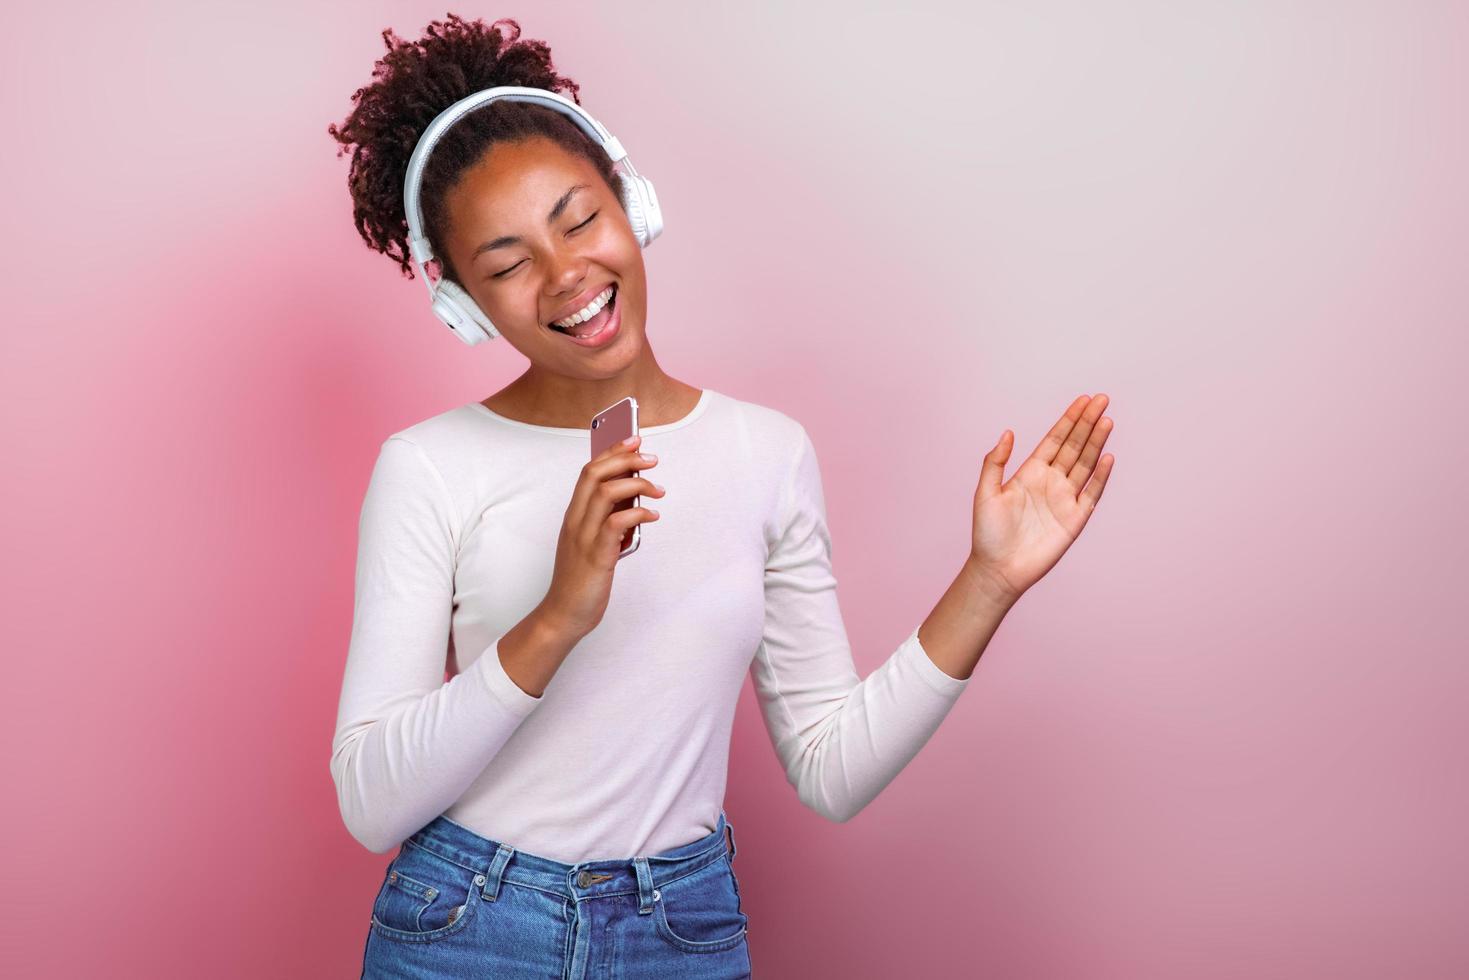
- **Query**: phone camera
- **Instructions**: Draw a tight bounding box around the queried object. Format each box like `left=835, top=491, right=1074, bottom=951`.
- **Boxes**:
left=592, top=419, right=601, bottom=429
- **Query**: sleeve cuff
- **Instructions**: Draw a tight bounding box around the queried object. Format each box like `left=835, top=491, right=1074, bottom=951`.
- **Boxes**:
left=900, top=626, right=972, bottom=697
left=474, top=636, right=544, bottom=716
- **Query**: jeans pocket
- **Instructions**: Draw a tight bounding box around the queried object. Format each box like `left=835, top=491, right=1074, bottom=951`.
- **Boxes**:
left=651, top=853, right=749, bottom=954
left=370, top=840, right=479, bottom=943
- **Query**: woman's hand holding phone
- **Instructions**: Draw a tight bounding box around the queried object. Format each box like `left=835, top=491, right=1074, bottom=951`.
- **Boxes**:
left=540, top=433, right=666, bottom=639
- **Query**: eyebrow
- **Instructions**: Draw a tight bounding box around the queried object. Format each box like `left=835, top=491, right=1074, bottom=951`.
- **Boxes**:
left=472, top=183, right=591, bottom=260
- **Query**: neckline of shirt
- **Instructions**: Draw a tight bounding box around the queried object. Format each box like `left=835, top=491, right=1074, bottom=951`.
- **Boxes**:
left=467, top=388, right=715, bottom=437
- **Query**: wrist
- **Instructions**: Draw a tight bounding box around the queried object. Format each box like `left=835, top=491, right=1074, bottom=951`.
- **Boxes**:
left=531, top=602, right=587, bottom=646
left=962, top=556, right=1022, bottom=612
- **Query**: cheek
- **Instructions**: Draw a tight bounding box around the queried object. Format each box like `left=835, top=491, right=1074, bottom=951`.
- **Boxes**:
left=470, top=287, right=539, bottom=334
left=609, top=236, right=645, bottom=287
left=598, top=214, right=642, bottom=261
left=497, top=283, right=538, bottom=319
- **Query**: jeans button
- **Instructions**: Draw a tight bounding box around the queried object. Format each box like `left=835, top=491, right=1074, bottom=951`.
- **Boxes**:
left=577, top=870, right=591, bottom=888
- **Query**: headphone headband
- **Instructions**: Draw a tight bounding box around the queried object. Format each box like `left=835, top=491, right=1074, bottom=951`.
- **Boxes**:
left=401, top=85, right=662, bottom=347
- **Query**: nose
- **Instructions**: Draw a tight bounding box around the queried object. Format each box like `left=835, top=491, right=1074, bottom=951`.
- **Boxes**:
left=546, top=247, right=588, bottom=301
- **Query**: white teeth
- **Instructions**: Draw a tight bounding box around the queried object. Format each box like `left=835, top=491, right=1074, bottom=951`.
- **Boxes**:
left=552, top=285, right=613, bottom=328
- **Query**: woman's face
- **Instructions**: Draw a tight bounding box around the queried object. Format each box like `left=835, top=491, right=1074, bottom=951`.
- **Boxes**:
left=440, top=137, right=647, bottom=374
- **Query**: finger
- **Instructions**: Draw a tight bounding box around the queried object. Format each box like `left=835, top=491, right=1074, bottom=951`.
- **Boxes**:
left=586, top=439, right=650, bottom=500
left=1030, top=394, right=1093, bottom=467
left=582, top=475, right=664, bottom=534
left=591, top=447, right=657, bottom=481
left=569, top=448, right=658, bottom=525
left=1078, top=452, right=1115, bottom=514
left=608, top=504, right=660, bottom=526
left=1052, top=393, right=1108, bottom=474
left=597, top=434, right=641, bottom=459
left=1066, top=415, right=1113, bottom=494
left=605, top=505, right=660, bottom=538
left=979, top=428, right=1013, bottom=499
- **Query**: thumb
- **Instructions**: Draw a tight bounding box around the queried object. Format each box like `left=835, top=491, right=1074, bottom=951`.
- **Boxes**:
left=979, top=429, right=1012, bottom=500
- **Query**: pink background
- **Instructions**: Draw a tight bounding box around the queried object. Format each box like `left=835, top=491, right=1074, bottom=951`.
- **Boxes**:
left=4, top=1, right=1465, bottom=976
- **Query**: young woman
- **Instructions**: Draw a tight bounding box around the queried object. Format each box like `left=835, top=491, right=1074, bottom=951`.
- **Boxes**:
left=327, top=14, right=1115, bottom=979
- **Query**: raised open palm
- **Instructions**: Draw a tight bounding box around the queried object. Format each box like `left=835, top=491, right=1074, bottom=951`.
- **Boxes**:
left=969, top=393, right=1116, bottom=603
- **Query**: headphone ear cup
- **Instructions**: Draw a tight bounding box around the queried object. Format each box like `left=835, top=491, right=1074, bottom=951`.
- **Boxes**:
left=619, top=173, right=663, bottom=247
left=432, top=279, right=500, bottom=345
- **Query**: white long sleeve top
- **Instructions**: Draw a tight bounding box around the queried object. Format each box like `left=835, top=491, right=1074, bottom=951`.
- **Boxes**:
left=330, top=388, right=971, bottom=860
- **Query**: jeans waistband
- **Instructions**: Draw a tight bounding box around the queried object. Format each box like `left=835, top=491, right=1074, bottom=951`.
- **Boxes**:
left=403, top=811, right=738, bottom=915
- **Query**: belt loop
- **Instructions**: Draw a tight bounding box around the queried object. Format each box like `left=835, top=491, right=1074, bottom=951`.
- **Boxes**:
left=633, top=856, right=655, bottom=915
left=479, top=843, right=514, bottom=902
left=724, top=814, right=738, bottom=862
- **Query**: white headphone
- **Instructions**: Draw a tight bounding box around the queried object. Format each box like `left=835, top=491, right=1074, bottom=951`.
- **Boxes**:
left=402, top=85, right=664, bottom=347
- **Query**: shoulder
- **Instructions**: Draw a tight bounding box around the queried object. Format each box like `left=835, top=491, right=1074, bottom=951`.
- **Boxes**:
left=367, top=402, right=492, bottom=504
left=709, top=389, right=810, bottom=467
left=384, top=402, right=485, bottom=454
left=712, top=393, right=832, bottom=537
left=377, top=401, right=501, bottom=471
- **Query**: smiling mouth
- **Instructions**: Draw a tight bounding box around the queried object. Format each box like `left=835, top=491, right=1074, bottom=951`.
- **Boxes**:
left=549, top=284, right=618, bottom=335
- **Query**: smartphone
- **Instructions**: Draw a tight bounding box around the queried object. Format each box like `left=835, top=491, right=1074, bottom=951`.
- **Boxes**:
left=590, top=396, right=640, bottom=558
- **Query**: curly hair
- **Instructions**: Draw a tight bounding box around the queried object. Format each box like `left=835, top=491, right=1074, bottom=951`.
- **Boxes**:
left=327, top=14, right=625, bottom=287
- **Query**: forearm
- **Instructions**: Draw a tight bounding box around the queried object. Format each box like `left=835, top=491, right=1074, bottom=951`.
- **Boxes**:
left=332, top=605, right=571, bottom=853
left=496, top=603, right=584, bottom=698
left=917, top=557, right=1017, bottom=681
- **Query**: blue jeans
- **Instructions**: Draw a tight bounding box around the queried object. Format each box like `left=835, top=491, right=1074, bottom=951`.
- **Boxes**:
left=362, top=810, right=752, bottom=978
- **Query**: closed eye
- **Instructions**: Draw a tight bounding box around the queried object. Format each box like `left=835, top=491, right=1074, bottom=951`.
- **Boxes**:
left=490, top=212, right=600, bottom=279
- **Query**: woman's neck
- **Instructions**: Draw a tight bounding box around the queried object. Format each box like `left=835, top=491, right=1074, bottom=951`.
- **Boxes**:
left=482, top=370, right=702, bottom=430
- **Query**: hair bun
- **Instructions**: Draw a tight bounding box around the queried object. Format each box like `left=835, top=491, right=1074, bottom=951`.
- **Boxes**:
left=328, top=14, right=600, bottom=282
